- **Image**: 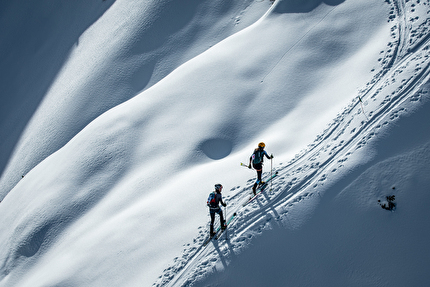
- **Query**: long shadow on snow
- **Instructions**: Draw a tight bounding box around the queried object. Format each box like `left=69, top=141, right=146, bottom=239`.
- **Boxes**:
left=273, top=0, right=345, bottom=14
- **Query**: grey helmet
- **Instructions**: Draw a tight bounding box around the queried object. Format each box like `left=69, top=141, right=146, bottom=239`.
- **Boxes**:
left=215, top=184, right=223, bottom=192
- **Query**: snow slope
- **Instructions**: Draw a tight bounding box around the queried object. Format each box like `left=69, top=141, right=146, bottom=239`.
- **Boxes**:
left=1, top=0, right=430, bottom=286
left=0, top=0, right=270, bottom=196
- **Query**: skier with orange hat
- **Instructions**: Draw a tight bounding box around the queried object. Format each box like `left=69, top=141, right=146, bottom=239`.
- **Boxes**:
left=248, top=142, right=273, bottom=194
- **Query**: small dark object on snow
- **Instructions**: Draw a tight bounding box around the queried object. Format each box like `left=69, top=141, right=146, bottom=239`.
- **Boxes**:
left=379, top=195, right=396, bottom=211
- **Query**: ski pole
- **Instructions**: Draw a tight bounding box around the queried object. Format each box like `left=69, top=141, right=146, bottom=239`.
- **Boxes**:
left=270, top=155, right=273, bottom=191
left=225, top=205, right=228, bottom=240
left=240, top=162, right=253, bottom=169
left=358, top=96, right=369, bottom=120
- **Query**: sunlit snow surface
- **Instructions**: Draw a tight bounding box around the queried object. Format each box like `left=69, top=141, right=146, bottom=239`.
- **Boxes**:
left=1, top=0, right=430, bottom=286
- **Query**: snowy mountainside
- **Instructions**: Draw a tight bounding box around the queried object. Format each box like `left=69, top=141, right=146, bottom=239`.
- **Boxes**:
left=156, top=0, right=430, bottom=286
left=0, top=0, right=270, bottom=197
left=1, top=0, right=430, bottom=287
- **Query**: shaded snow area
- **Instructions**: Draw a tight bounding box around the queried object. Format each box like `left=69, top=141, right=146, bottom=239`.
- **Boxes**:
left=1, top=0, right=430, bottom=286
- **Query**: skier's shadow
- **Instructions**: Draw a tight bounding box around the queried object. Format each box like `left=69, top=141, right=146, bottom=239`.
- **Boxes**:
left=211, top=236, right=230, bottom=272
left=210, top=187, right=285, bottom=268
left=254, top=190, right=283, bottom=227
left=273, top=0, right=345, bottom=13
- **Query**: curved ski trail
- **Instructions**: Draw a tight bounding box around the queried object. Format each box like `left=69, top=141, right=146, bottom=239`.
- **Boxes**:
left=154, top=1, right=430, bottom=285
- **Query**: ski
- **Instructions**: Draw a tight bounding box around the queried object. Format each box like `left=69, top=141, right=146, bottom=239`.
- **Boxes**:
left=202, top=212, right=237, bottom=246
left=249, top=171, right=279, bottom=195
left=243, top=171, right=278, bottom=207
left=215, top=212, right=237, bottom=240
left=202, top=231, right=219, bottom=247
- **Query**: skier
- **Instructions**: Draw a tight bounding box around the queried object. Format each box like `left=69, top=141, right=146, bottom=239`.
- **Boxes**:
left=207, top=183, right=227, bottom=237
left=248, top=142, right=273, bottom=194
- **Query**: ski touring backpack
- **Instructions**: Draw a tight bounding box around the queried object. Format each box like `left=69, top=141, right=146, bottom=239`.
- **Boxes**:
left=207, top=192, right=217, bottom=207
left=252, top=149, right=263, bottom=164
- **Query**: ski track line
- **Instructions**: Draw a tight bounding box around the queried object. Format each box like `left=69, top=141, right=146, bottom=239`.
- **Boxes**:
left=230, top=0, right=430, bottom=251
left=154, top=1, right=430, bottom=286
left=158, top=176, right=268, bottom=287
left=203, top=50, right=430, bottom=287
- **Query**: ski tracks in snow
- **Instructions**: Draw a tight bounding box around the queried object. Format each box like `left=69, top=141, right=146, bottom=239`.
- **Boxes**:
left=154, top=1, right=430, bottom=286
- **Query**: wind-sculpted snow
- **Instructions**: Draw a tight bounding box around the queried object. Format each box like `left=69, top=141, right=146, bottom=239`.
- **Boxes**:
left=0, top=0, right=270, bottom=198
left=272, top=0, right=346, bottom=13
left=1, top=0, right=430, bottom=286
left=155, top=0, right=430, bottom=285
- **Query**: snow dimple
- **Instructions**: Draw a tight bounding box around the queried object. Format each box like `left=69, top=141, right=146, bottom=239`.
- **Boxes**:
left=16, top=224, right=51, bottom=258
left=199, top=138, right=233, bottom=160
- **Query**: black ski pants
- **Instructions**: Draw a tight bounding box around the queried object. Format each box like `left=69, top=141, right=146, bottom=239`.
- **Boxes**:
left=252, top=162, right=263, bottom=192
left=209, top=207, right=225, bottom=234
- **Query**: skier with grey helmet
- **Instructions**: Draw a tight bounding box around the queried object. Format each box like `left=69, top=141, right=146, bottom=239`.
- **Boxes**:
left=207, top=183, right=227, bottom=237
